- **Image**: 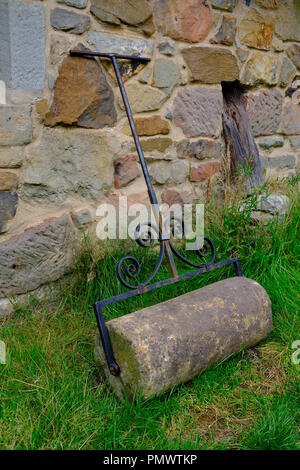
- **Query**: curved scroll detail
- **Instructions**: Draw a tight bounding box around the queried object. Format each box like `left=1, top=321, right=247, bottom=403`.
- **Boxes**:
left=116, top=223, right=165, bottom=289
left=169, top=236, right=216, bottom=268
left=134, top=222, right=160, bottom=248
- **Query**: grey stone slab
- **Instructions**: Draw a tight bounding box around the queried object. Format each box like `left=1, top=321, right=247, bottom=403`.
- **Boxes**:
left=50, top=7, right=90, bottom=34
left=257, top=136, right=284, bottom=150
left=7, top=0, right=46, bottom=90
left=87, top=32, right=153, bottom=57
left=57, top=0, right=88, bottom=8
left=0, top=215, right=76, bottom=297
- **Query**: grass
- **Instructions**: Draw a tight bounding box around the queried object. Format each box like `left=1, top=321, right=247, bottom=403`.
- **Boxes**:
left=0, top=179, right=299, bottom=450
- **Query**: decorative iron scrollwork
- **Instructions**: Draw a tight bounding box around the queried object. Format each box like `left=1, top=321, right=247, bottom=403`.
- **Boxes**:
left=116, top=217, right=216, bottom=290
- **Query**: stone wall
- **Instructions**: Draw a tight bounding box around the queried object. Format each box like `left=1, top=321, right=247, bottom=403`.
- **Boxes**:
left=0, top=0, right=299, bottom=305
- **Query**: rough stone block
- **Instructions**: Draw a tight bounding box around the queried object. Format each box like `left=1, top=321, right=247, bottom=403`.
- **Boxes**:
left=123, top=116, right=170, bottom=137
left=139, top=137, right=172, bottom=154
left=257, top=136, right=284, bottom=149
left=280, top=103, right=300, bottom=135
left=113, top=154, right=139, bottom=189
left=257, top=194, right=291, bottom=215
left=0, top=105, right=32, bottom=146
left=50, top=8, right=90, bottom=34
left=190, top=162, right=221, bottom=181
left=152, top=59, right=179, bottom=96
left=241, top=52, right=280, bottom=86
left=149, top=161, right=171, bottom=185
left=279, top=57, right=297, bottom=88
left=71, top=209, right=93, bottom=227
left=290, top=137, right=300, bottom=149
left=246, top=89, right=283, bottom=137
left=50, top=34, right=76, bottom=67
left=119, top=83, right=167, bottom=114
left=153, top=0, right=212, bottom=43
left=0, top=215, right=76, bottom=298
left=262, top=155, right=296, bottom=169
left=287, top=44, right=300, bottom=70
left=275, top=0, right=300, bottom=42
left=95, top=277, right=272, bottom=400
left=182, top=46, right=239, bottom=83
left=210, top=14, right=236, bottom=46
left=22, top=129, right=113, bottom=203
left=0, top=171, right=18, bottom=191
left=0, top=147, right=23, bottom=168
left=161, top=189, right=193, bottom=206
left=239, top=8, right=274, bottom=51
left=58, top=0, right=87, bottom=8
left=173, top=87, right=223, bottom=138
left=0, top=191, right=18, bottom=233
left=158, top=40, right=175, bottom=56
left=45, top=47, right=116, bottom=129
left=176, top=139, right=224, bottom=160
left=90, top=0, right=152, bottom=27
left=0, top=298, right=14, bottom=319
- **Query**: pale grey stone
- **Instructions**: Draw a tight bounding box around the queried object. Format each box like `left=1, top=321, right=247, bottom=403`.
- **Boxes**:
left=257, top=136, right=284, bottom=150
left=173, top=87, right=223, bottom=138
left=21, top=129, right=113, bottom=203
left=50, top=8, right=90, bottom=34
left=90, top=0, right=152, bottom=27
left=149, top=162, right=171, bottom=184
left=57, top=0, right=88, bottom=8
left=290, top=137, right=300, bottom=149
left=0, top=298, right=14, bottom=318
left=236, top=48, right=249, bottom=63
left=87, top=32, right=153, bottom=57
left=0, top=147, right=23, bottom=168
left=153, top=59, right=179, bottom=96
left=119, top=82, right=167, bottom=114
left=170, top=161, right=188, bottom=184
left=262, top=155, right=296, bottom=170
left=158, top=40, right=175, bottom=56
left=241, top=53, right=280, bottom=87
left=257, top=194, right=291, bottom=216
left=287, top=44, right=300, bottom=70
left=0, top=106, right=32, bottom=146
left=0, top=215, right=76, bottom=298
left=0, top=0, right=46, bottom=90
left=250, top=211, right=276, bottom=225
left=0, top=192, right=18, bottom=233
left=176, top=139, right=224, bottom=160
left=71, top=209, right=93, bottom=227
left=138, top=65, right=152, bottom=84
left=50, top=34, right=76, bottom=67
left=211, top=0, right=238, bottom=11
left=279, top=57, right=297, bottom=88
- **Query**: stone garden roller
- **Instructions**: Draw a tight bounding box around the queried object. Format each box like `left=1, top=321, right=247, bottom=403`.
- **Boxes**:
left=70, top=49, right=272, bottom=401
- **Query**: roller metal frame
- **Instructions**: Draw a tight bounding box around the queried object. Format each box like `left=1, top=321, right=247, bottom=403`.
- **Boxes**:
left=69, top=49, right=243, bottom=377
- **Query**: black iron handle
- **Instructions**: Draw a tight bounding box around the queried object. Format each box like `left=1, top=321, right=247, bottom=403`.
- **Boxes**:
left=69, top=49, right=151, bottom=63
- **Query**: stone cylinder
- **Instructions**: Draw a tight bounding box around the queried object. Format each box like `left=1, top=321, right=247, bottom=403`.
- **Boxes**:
left=94, top=277, right=272, bottom=400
